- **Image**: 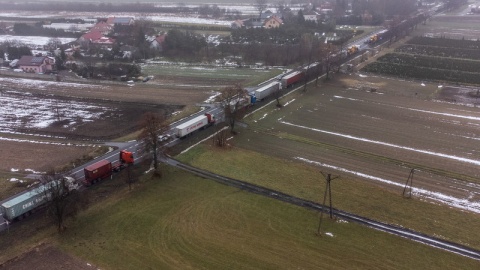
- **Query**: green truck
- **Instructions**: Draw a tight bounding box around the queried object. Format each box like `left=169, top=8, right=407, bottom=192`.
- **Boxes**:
left=0, top=177, right=79, bottom=221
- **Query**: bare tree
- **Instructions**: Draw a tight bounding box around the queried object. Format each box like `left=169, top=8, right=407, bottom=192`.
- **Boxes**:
left=273, top=74, right=286, bottom=107
left=46, top=38, right=62, bottom=50
left=212, top=125, right=229, bottom=147
left=216, top=84, right=248, bottom=134
left=256, top=0, right=268, bottom=15
left=42, top=170, right=85, bottom=232
left=322, top=43, right=340, bottom=80
left=138, top=112, right=169, bottom=177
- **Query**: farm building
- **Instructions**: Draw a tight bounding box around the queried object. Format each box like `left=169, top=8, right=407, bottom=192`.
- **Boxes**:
left=89, top=21, right=113, bottom=35
left=106, top=17, right=135, bottom=25
left=17, top=56, right=54, bottom=73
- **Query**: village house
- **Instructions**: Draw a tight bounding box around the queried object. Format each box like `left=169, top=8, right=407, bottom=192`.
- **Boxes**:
left=231, top=20, right=245, bottom=29
left=150, top=34, right=166, bottom=52
left=233, top=10, right=283, bottom=29
left=304, top=11, right=320, bottom=23
left=260, top=10, right=273, bottom=20
left=263, top=15, right=283, bottom=28
left=89, top=21, right=113, bottom=35
left=78, top=31, right=115, bottom=48
left=106, top=17, right=135, bottom=26
left=17, top=56, right=54, bottom=73
left=91, top=36, right=116, bottom=47
left=78, top=31, right=104, bottom=43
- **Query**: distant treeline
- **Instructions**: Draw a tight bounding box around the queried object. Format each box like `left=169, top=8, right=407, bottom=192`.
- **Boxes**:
left=1, top=2, right=241, bottom=17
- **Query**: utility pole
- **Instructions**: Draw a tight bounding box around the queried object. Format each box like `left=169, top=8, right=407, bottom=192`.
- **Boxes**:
left=317, top=172, right=340, bottom=235
left=403, top=168, right=415, bottom=198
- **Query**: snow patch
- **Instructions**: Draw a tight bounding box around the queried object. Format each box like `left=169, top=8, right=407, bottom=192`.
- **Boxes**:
left=258, top=113, right=269, bottom=121
left=333, top=95, right=362, bottom=102
left=24, top=168, right=43, bottom=174
left=204, top=91, right=221, bottom=103
left=284, top=99, right=296, bottom=106
left=281, top=121, right=480, bottom=166
left=295, top=157, right=480, bottom=214
left=0, top=35, right=75, bottom=47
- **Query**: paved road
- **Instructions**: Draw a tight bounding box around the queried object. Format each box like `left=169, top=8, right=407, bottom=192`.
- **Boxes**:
left=0, top=104, right=223, bottom=233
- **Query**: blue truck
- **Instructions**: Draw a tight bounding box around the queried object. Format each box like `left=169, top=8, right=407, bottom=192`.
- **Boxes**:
left=0, top=177, right=79, bottom=221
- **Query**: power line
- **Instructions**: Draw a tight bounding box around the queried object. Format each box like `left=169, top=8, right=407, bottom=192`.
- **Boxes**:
left=317, top=172, right=340, bottom=236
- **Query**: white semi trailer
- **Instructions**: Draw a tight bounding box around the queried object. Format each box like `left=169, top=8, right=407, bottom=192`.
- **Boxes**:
left=174, top=113, right=215, bottom=138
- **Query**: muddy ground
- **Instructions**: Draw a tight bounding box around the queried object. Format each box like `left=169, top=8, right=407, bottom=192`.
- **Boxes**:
left=0, top=244, right=94, bottom=270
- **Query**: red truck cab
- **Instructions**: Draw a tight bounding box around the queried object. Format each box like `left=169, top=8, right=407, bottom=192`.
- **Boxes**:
left=119, top=150, right=134, bottom=164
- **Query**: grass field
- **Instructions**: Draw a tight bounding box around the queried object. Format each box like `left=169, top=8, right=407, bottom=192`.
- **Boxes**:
left=0, top=163, right=478, bottom=269
left=142, top=62, right=283, bottom=88
left=26, top=166, right=474, bottom=269
left=176, top=72, right=480, bottom=250
left=2, top=8, right=480, bottom=268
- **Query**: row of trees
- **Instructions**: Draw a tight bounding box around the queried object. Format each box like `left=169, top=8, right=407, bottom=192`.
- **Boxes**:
left=0, top=44, right=32, bottom=60
left=163, top=29, right=208, bottom=58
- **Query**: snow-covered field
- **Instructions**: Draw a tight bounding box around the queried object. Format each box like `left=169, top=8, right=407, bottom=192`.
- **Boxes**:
left=0, top=76, right=104, bottom=90
left=0, top=35, right=76, bottom=47
left=0, top=90, right=113, bottom=134
left=0, top=11, right=233, bottom=26
left=0, top=77, right=114, bottom=135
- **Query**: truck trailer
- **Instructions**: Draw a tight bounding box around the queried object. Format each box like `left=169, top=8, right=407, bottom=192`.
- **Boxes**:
left=254, top=82, right=280, bottom=100
left=83, top=159, right=112, bottom=186
left=83, top=150, right=134, bottom=186
left=0, top=177, right=79, bottom=221
left=174, top=113, right=215, bottom=138
left=281, top=71, right=304, bottom=89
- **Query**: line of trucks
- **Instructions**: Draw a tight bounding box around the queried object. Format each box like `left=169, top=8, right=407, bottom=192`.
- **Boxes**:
left=171, top=64, right=319, bottom=139
left=1, top=62, right=324, bottom=223
left=0, top=150, right=134, bottom=222
left=229, top=62, right=320, bottom=108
